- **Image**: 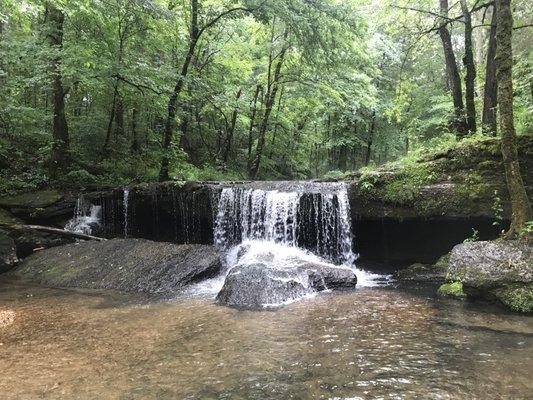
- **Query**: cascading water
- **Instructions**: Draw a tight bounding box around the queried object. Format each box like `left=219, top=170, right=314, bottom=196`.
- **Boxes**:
left=123, top=187, right=130, bottom=238
left=188, top=182, right=382, bottom=302
left=64, top=195, right=101, bottom=235
left=213, top=183, right=357, bottom=265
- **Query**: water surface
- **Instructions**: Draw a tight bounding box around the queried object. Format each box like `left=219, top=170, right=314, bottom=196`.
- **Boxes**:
left=0, top=280, right=531, bottom=399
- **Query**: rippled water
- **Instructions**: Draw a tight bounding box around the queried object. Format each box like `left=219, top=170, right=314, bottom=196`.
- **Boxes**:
left=0, top=279, right=532, bottom=399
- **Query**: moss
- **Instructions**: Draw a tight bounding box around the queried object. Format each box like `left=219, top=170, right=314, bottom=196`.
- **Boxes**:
left=435, top=253, right=450, bottom=269
left=438, top=281, right=467, bottom=299
left=494, top=285, right=533, bottom=313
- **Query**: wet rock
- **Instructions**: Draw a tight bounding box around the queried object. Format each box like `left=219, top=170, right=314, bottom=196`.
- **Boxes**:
left=11, top=238, right=222, bottom=295
left=446, top=240, right=533, bottom=312
left=0, top=230, right=18, bottom=273
left=216, top=263, right=357, bottom=310
left=216, top=264, right=311, bottom=309
left=396, top=263, right=446, bottom=283
left=0, top=189, right=75, bottom=225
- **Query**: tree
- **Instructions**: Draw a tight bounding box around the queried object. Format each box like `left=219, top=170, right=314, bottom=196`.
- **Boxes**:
left=437, top=0, right=467, bottom=135
left=159, top=0, right=248, bottom=181
left=459, top=0, right=476, bottom=133
left=45, top=1, right=70, bottom=179
left=495, top=0, right=532, bottom=238
left=482, top=3, right=498, bottom=135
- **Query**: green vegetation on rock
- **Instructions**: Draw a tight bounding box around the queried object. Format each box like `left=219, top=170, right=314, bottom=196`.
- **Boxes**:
left=494, top=285, right=533, bottom=313
left=438, top=282, right=467, bottom=299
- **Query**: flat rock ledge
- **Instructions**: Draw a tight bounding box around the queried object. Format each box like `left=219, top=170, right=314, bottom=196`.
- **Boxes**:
left=10, top=238, right=222, bottom=295
left=445, top=240, right=533, bottom=312
left=216, top=263, right=357, bottom=310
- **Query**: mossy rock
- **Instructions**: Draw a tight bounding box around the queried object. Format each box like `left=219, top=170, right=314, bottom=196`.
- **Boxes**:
left=438, top=281, right=466, bottom=299
left=0, top=189, right=62, bottom=209
left=0, top=208, right=23, bottom=225
left=493, top=285, right=533, bottom=313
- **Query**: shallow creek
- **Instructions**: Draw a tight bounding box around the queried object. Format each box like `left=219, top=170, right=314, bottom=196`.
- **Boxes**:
left=1, top=279, right=531, bottom=399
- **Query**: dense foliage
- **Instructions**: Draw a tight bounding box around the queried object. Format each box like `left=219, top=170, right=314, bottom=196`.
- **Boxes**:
left=0, top=0, right=531, bottom=192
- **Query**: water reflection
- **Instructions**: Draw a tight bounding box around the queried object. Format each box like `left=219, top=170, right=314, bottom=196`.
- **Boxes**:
left=0, top=280, right=531, bottom=399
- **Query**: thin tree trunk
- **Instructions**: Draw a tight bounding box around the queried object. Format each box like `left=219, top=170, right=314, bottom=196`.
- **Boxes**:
left=460, top=0, right=477, bottom=133
left=103, top=82, right=118, bottom=153
left=131, top=106, right=140, bottom=153
left=438, top=0, right=467, bottom=135
left=46, top=2, right=70, bottom=179
left=247, top=84, right=262, bottom=171
left=114, top=95, right=124, bottom=136
left=269, top=85, right=284, bottom=158
left=223, top=88, right=242, bottom=163
left=249, top=48, right=287, bottom=178
left=482, top=4, right=498, bottom=135
left=365, top=111, right=376, bottom=166
left=159, top=0, right=199, bottom=181
left=495, top=0, right=532, bottom=238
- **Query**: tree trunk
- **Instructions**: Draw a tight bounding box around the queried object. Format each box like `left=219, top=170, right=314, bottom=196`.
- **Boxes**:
left=482, top=4, right=498, bottom=135
left=222, top=89, right=242, bottom=163
left=46, top=3, right=70, bottom=179
left=103, top=82, right=118, bottom=154
left=460, top=0, right=477, bottom=133
left=250, top=31, right=289, bottom=179
left=131, top=106, right=140, bottom=153
left=114, top=95, right=124, bottom=136
left=495, top=0, right=532, bottom=238
left=438, top=0, right=467, bottom=135
left=159, top=0, right=199, bottom=182
left=247, top=85, right=262, bottom=172
left=365, top=111, right=376, bottom=166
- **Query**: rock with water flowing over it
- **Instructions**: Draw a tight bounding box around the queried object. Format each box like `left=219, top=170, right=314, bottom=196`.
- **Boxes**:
left=216, top=263, right=357, bottom=310
left=445, top=240, right=533, bottom=312
left=10, top=238, right=222, bottom=295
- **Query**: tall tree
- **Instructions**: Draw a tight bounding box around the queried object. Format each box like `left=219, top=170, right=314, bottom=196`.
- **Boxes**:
left=495, top=0, right=532, bottom=238
left=45, top=2, right=70, bottom=179
left=159, top=1, right=248, bottom=181
left=438, top=0, right=467, bottom=135
left=460, top=0, right=476, bottom=133
left=482, top=4, right=498, bottom=135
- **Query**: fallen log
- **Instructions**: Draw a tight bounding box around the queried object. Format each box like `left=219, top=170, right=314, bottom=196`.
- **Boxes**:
left=0, top=223, right=106, bottom=242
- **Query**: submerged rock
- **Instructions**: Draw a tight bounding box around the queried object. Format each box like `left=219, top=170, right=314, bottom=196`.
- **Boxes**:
left=446, top=240, right=533, bottom=312
left=216, top=262, right=357, bottom=310
left=11, top=238, right=222, bottom=295
left=396, top=262, right=446, bottom=283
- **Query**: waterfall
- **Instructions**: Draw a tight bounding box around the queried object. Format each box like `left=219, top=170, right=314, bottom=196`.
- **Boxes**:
left=123, top=187, right=130, bottom=238
left=65, top=195, right=101, bottom=235
left=213, top=183, right=357, bottom=265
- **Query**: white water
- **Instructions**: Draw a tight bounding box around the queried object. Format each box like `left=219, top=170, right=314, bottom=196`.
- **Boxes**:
left=189, top=184, right=382, bottom=297
left=64, top=196, right=101, bottom=235
left=123, top=187, right=130, bottom=238
left=213, top=184, right=357, bottom=265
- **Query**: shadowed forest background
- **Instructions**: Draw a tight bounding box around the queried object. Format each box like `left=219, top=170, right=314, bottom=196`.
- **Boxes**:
left=0, top=0, right=531, bottom=190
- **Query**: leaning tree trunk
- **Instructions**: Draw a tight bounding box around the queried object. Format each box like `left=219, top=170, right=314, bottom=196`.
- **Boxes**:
left=482, top=4, right=498, bottom=135
left=495, top=0, right=532, bottom=238
left=46, top=3, right=70, bottom=179
left=460, top=0, right=477, bottom=133
left=438, top=0, right=467, bottom=136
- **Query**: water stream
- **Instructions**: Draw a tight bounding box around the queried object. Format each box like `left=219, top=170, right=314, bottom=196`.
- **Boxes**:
left=0, top=280, right=531, bottom=399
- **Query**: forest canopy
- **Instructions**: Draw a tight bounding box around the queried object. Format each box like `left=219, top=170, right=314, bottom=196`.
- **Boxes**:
left=0, top=0, right=532, bottom=191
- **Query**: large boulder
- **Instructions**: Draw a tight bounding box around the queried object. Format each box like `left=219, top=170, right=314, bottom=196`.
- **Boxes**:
left=216, top=262, right=357, bottom=310
left=10, top=238, right=222, bottom=295
left=0, top=230, right=18, bottom=273
left=446, top=240, right=533, bottom=312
